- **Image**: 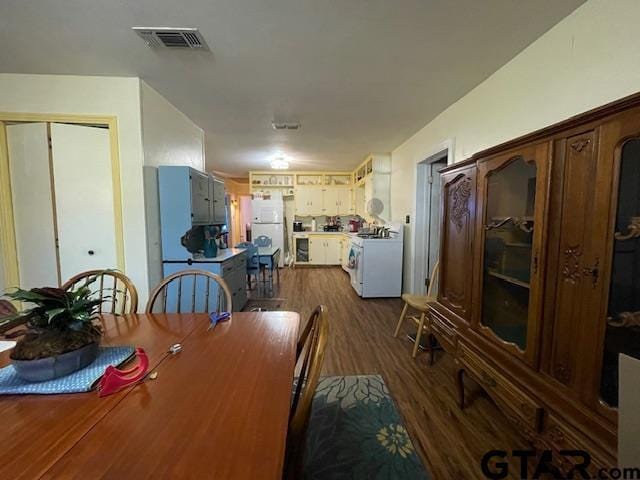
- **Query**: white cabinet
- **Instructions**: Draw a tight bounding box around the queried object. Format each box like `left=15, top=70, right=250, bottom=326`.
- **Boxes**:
left=296, top=186, right=352, bottom=216
left=307, top=235, right=343, bottom=265
left=325, top=237, right=343, bottom=265
left=308, top=236, right=325, bottom=264
left=323, top=188, right=353, bottom=215
left=355, top=154, right=391, bottom=221
left=295, top=187, right=323, bottom=215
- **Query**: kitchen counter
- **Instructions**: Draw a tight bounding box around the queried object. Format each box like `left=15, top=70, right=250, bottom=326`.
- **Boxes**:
left=186, top=248, right=247, bottom=263
left=293, top=231, right=355, bottom=236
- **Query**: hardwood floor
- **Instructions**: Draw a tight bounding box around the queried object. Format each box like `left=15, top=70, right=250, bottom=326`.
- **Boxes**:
left=255, top=266, right=532, bottom=480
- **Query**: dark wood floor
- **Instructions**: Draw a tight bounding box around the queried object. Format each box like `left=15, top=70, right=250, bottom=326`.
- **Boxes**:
left=254, top=266, right=531, bottom=480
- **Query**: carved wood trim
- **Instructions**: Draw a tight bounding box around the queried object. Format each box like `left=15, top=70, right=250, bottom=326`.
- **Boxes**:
left=561, top=245, right=583, bottom=283
left=449, top=177, right=471, bottom=232
left=570, top=138, right=592, bottom=152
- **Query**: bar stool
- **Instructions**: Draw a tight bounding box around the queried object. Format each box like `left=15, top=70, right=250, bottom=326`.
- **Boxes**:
left=393, top=261, right=439, bottom=360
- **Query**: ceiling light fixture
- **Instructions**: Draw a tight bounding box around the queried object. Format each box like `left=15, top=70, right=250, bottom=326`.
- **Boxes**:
left=272, top=122, right=301, bottom=130
left=271, top=158, right=290, bottom=170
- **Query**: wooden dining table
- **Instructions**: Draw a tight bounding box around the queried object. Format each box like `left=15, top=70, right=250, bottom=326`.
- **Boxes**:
left=0, top=311, right=300, bottom=479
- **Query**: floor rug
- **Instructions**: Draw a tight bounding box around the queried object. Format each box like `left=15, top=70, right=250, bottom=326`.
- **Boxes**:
left=303, top=375, right=430, bottom=479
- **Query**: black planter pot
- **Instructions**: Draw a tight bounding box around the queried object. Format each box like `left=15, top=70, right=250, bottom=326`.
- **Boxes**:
left=11, top=342, right=99, bottom=382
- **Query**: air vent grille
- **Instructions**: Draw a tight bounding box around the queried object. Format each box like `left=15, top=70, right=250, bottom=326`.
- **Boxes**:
left=133, top=27, right=209, bottom=50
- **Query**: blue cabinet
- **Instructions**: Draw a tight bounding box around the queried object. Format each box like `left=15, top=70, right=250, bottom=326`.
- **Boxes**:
left=162, top=253, right=247, bottom=312
left=158, top=166, right=226, bottom=260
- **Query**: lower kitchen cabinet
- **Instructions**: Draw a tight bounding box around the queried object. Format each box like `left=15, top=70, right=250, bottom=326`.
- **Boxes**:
left=305, top=235, right=344, bottom=265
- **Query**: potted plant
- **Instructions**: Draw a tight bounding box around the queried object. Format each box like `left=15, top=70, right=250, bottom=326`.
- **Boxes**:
left=2, top=280, right=104, bottom=382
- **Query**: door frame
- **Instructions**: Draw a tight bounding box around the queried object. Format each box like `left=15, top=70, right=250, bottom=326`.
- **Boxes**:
left=412, top=139, right=453, bottom=294
left=0, top=112, right=125, bottom=289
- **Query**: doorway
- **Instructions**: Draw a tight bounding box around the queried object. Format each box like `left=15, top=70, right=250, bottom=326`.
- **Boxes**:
left=413, top=150, right=448, bottom=295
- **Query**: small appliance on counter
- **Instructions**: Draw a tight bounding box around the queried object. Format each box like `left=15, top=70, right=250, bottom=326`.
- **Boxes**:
left=324, top=216, right=342, bottom=232
left=293, top=221, right=304, bottom=232
left=348, top=219, right=362, bottom=232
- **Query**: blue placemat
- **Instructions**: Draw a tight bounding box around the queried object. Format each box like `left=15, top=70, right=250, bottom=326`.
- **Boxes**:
left=0, top=346, right=135, bottom=395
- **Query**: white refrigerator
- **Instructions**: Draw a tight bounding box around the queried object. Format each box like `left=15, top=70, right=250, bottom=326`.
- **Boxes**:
left=251, top=193, right=285, bottom=268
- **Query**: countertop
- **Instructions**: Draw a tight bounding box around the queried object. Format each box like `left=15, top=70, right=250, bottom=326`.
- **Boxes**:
left=186, top=248, right=247, bottom=263
left=292, top=231, right=356, bottom=236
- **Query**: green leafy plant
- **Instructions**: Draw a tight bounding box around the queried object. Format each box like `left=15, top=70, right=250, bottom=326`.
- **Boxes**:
left=3, top=279, right=104, bottom=361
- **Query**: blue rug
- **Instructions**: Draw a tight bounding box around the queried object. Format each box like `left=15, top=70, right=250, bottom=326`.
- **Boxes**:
left=303, top=375, right=430, bottom=479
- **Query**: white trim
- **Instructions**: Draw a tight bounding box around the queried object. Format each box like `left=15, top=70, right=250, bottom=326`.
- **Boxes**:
left=411, top=138, right=454, bottom=294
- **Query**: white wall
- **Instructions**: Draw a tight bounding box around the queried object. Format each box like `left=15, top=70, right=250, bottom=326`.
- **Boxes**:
left=391, top=0, right=640, bottom=293
left=140, top=81, right=205, bottom=293
left=0, top=74, right=149, bottom=304
left=140, top=81, right=205, bottom=170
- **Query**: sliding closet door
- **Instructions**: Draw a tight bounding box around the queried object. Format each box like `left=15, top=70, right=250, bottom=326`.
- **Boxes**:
left=6, top=123, right=60, bottom=288
left=50, top=123, right=117, bottom=281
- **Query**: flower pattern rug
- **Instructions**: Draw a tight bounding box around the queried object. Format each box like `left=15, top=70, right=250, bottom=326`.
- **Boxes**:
left=302, top=375, right=430, bottom=479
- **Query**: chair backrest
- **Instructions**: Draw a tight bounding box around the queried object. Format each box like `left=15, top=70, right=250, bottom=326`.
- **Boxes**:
left=254, top=235, right=272, bottom=247
left=0, top=300, right=21, bottom=334
left=285, top=305, right=329, bottom=479
left=235, top=242, right=259, bottom=269
left=426, top=260, right=440, bottom=298
left=145, top=269, right=233, bottom=314
left=62, top=270, right=139, bottom=315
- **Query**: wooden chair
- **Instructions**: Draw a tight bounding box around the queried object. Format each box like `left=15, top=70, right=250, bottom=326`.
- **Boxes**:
left=235, top=242, right=261, bottom=290
left=145, top=269, right=233, bottom=314
left=285, top=305, right=329, bottom=480
left=63, top=269, right=139, bottom=315
left=393, top=261, right=439, bottom=361
left=0, top=300, right=22, bottom=334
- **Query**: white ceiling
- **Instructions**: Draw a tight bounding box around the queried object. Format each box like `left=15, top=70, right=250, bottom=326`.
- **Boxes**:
left=0, top=0, right=585, bottom=176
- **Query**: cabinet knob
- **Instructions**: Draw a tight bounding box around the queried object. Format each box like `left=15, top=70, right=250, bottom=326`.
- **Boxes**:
left=88, top=250, right=95, bottom=256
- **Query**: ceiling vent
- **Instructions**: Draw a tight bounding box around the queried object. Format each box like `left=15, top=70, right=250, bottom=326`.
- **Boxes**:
left=133, top=27, right=209, bottom=50
left=272, top=122, right=301, bottom=131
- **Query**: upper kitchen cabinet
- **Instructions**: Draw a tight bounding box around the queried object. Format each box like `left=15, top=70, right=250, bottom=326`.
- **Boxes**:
left=190, top=170, right=211, bottom=225
left=323, top=187, right=353, bottom=216
left=355, top=154, right=391, bottom=221
left=158, top=166, right=226, bottom=259
left=210, top=175, right=226, bottom=224
left=295, top=186, right=324, bottom=216
left=473, top=142, right=550, bottom=364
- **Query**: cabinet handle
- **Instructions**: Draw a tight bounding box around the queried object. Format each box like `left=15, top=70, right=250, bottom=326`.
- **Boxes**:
left=532, top=250, right=539, bottom=275
left=88, top=250, right=95, bottom=256
left=582, top=257, right=600, bottom=288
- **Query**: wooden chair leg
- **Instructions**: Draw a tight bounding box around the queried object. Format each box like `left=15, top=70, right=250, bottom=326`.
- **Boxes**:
left=456, top=368, right=465, bottom=410
left=412, top=313, right=426, bottom=358
left=428, top=334, right=435, bottom=366
left=394, top=302, right=408, bottom=337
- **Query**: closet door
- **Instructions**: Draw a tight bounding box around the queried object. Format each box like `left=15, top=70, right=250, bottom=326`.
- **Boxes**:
left=50, top=123, right=117, bottom=281
left=6, top=123, right=60, bottom=288
left=474, top=142, right=550, bottom=365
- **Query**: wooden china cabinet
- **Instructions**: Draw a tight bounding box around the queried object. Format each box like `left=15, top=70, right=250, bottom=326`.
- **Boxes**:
left=429, top=93, right=640, bottom=471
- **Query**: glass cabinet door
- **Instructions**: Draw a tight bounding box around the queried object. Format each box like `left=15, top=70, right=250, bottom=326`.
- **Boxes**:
left=478, top=144, right=548, bottom=359
left=599, top=139, right=640, bottom=408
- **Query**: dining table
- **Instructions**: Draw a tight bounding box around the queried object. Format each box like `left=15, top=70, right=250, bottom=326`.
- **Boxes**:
left=257, top=246, right=281, bottom=295
left=0, top=311, right=300, bottom=479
